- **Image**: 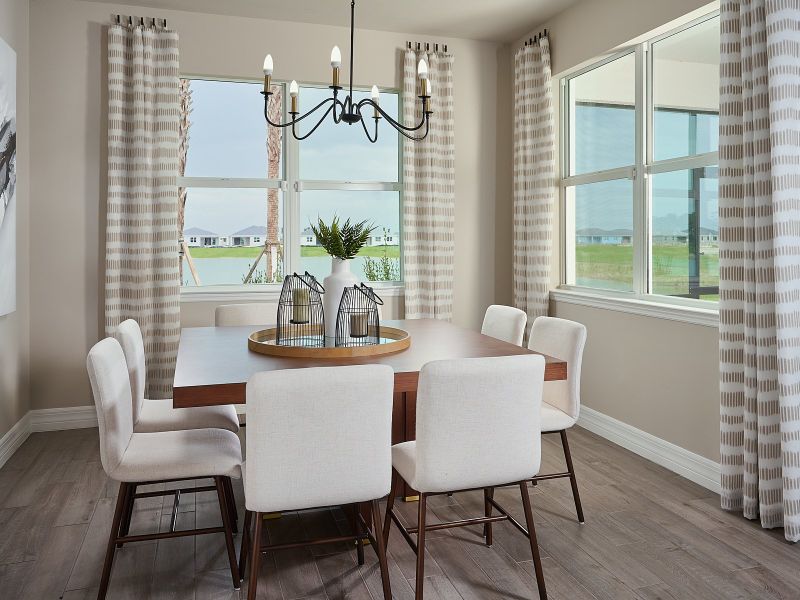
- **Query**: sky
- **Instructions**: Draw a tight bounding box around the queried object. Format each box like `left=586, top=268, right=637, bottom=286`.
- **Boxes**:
left=183, top=79, right=400, bottom=236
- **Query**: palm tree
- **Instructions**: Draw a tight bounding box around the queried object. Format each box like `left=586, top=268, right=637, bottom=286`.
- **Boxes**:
left=177, top=78, right=193, bottom=282
left=265, top=87, right=283, bottom=280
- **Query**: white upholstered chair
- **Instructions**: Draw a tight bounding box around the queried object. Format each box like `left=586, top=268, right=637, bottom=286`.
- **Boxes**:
left=240, top=365, right=394, bottom=600
left=528, top=316, right=588, bottom=523
left=384, top=355, right=548, bottom=600
left=481, top=304, right=527, bottom=346
left=87, top=338, right=242, bottom=599
left=214, top=302, right=274, bottom=327
left=115, top=319, right=239, bottom=434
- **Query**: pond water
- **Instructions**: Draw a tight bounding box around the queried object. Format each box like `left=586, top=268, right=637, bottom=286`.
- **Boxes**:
left=182, top=256, right=392, bottom=287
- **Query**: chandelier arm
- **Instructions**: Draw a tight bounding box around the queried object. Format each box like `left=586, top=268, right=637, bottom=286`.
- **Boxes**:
left=359, top=115, right=379, bottom=143
left=357, top=98, right=430, bottom=132
left=331, top=95, right=348, bottom=124
left=262, top=94, right=335, bottom=127
left=397, top=116, right=430, bottom=142
left=292, top=103, right=336, bottom=140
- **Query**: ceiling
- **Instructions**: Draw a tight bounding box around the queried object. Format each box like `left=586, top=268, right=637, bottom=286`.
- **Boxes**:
left=84, top=0, right=577, bottom=42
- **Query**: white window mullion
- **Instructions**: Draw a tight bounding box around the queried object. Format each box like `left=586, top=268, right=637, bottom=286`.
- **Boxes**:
left=632, top=43, right=649, bottom=296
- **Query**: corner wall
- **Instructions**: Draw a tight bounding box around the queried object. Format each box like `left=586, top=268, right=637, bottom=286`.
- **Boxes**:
left=0, top=0, right=30, bottom=441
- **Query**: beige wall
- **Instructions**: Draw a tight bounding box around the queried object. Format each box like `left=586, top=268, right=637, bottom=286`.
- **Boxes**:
left=507, top=0, right=722, bottom=462
left=0, top=0, right=30, bottom=439
left=28, top=0, right=501, bottom=410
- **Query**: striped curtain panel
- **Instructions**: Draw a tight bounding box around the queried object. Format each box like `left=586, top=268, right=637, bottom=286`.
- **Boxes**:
left=106, top=23, right=181, bottom=399
left=402, top=49, right=455, bottom=320
left=719, top=0, right=800, bottom=542
left=513, top=38, right=555, bottom=329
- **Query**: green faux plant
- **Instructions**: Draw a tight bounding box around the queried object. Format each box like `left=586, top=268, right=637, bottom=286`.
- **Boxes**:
left=310, top=216, right=375, bottom=260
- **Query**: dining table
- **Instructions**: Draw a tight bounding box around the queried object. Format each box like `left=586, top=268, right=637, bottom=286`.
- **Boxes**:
left=173, top=318, right=568, bottom=497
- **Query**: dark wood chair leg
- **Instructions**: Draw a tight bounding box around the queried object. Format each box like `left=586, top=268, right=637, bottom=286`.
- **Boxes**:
left=247, top=512, right=263, bottom=600
left=483, top=487, right=494, bottom=546
left=383, top=469, right=400, bottom=547
left=560, top=429, right=585, bottom=523
left=239, top=509, right=253, bottom=579
left=351, top=503, right=365, bottom=565
left=215, top=477, right=241, bottom=589
left=223, top=477, right=239, bottom=534
left=116, top=482, right=136, bottom=548
left=98, top=482, right=128, bottom=600
left=371, top=498, right=393, bottom=600
left=415, top=494, right=427, bottom=600
left=519, top=482, right=547, bottom=600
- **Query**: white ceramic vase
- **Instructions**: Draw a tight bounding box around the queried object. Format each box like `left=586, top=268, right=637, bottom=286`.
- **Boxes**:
left=323, top=257, right=359, bottom=338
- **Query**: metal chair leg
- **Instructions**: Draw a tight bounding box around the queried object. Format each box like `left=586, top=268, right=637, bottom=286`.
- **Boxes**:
left=483, top=487, right=494, bottom=546
left=116, top=482, right=136, bottom=547
left=519, top=482, right=547, bottom=599
left=247, top=512, right=263, bottom=600
left=415, top=494, right=427, bottom=600
left=383, top=469, right=400, bottom=547
left=98, top=482, right=128, bottom=600
left=371, top=498, right=393, bottom=600
left=215, top=477, right=240, bottom=589
left=560, top=430, right=585, bottom=523
left=239, top=509, right=253, bottom=579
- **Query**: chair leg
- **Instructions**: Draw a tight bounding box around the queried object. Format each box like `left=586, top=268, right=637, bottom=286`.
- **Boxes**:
left=383, top=469, right=400, bottom=547
left=350, top=503, right=365, bottom=565
left=519, top=482, right=547, bottom=600
left=223, top=477, right=239, bottom=534
left=560, top=430, right=585, bottom=524
left=415, top=494, right=427, bottom=600
left=98, top=482, right=129, bottom=600
left=483, top=487, right=494, bottom=546
left=239, top=509, right=253, bottom=579
left=214, top=477, right=241, bottom=589
left=247, top=512, right=263, bottom=600
left=116, top=482, right=136, bottom=547
left=371, top=498, right=393, bottom=600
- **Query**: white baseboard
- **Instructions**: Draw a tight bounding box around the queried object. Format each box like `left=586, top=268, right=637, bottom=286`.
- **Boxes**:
left=577, top=406, right=721, bottom=494
left=0, top=406, right=98, bottom=470
left=30, top=406, right=98, bottom=432
left=0, top=412, right=32, bottom=469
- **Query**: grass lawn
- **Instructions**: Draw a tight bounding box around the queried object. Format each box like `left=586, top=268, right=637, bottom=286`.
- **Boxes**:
left=187, top=245, right=401, bottom=259
left=576, top=244, right=719, bottom=297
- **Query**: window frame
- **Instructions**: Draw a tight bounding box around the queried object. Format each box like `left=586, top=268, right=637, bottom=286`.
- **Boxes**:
left=177, top=76, right=405, bottom=298
left=558, top=10, right=720, bottom=311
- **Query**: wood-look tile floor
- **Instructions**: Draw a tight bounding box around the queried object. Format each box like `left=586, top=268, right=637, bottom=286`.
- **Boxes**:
left=0, top=426, right=798, bottom=600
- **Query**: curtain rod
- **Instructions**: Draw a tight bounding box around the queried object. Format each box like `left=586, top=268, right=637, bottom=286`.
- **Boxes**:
left=406, top=41, right=449, bottom=53
left=113, top=14, right=168, bottom=29
left=524, top=28, right=548, bottom=47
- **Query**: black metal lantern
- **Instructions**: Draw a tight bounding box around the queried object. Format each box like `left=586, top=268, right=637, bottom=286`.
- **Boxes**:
left=335, top=283, right=383, bottom=347
left=276, top=272, right=325, bottom=346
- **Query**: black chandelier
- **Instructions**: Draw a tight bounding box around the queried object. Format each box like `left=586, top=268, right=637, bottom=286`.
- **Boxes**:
left=260, top=0, right=432, bottom=142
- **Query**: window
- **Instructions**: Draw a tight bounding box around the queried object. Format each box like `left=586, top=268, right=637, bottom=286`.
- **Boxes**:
left=178, top=79, right=402, bottom=289
left=561, top=14, right=719, bottom=302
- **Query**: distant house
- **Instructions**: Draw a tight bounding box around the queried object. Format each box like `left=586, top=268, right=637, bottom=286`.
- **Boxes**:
left=575, top=228, right=633, bottom=246
left=300, top=227, right=318, bottom=246
left=368, top=230, right=400, bottom=247
left=653, top=227, right=718, bottom=246
left=185, top=227, right=220, bottom=247
left=231, top=225, right=267, bottom=247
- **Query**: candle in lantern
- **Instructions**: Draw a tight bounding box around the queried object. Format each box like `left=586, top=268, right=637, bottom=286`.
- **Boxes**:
left=350, top=312, right=369, bottom=338
left=292, top=288, right=310, bottom=324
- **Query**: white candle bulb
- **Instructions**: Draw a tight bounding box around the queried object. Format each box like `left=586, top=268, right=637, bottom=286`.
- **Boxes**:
left=263, top=54, right=273, bottom=75
left=289, top=80, right=299, bottom=97
left=371, top=85, right=380, bottom=102
left=330, top=45, right=342, bottom=68
left=417, top=58, right=428, bottom=80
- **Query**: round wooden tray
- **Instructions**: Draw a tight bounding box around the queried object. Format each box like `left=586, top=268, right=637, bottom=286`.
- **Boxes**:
left=248, top=325, right=411, bottom=358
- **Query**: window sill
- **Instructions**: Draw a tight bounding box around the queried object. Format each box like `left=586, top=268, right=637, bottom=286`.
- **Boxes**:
left=550, top=288, right=719, bottom=327
left=180, top=283, right=405, bottom=304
